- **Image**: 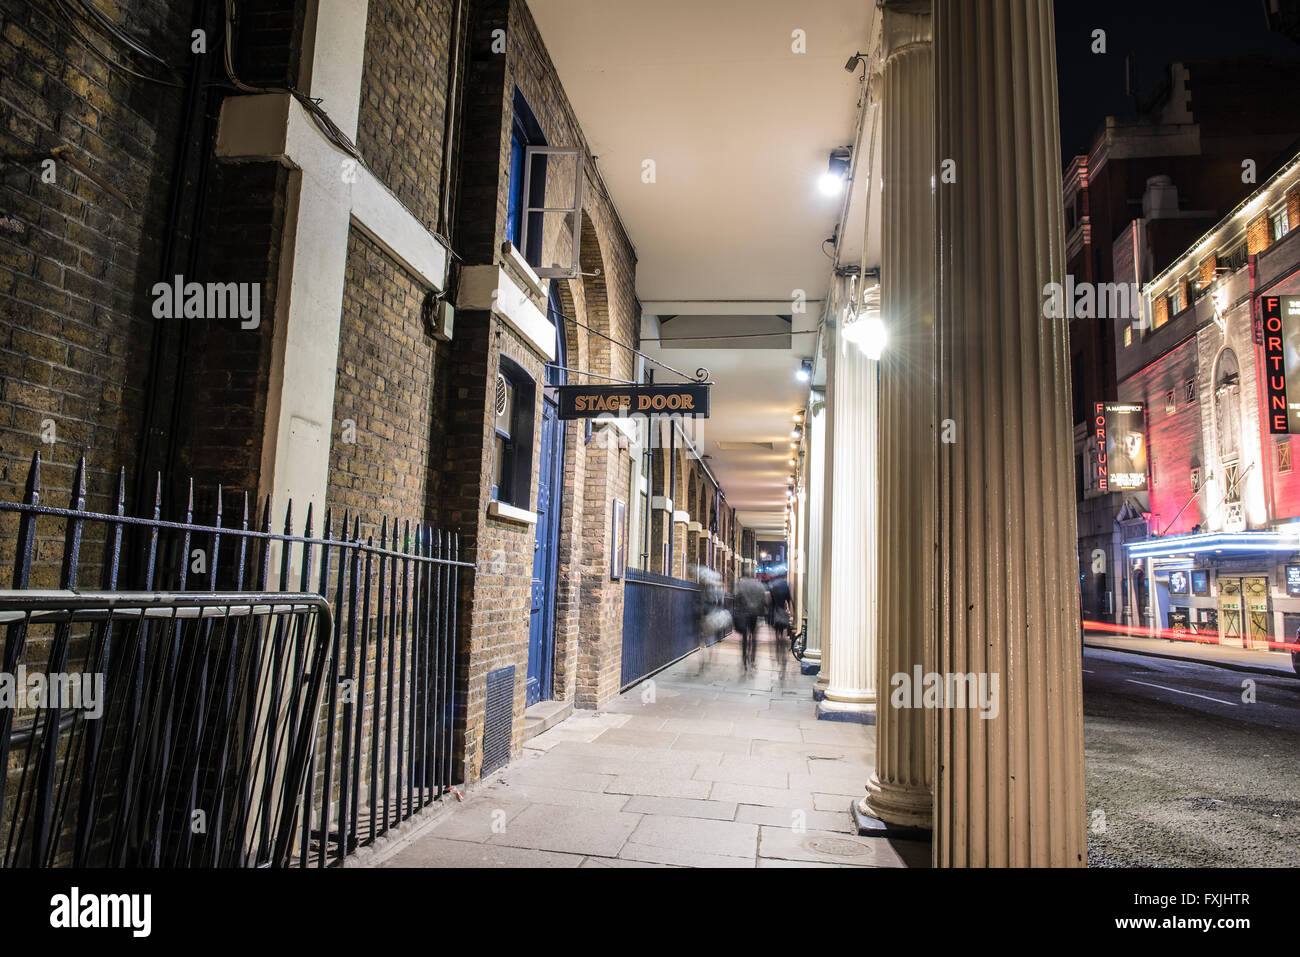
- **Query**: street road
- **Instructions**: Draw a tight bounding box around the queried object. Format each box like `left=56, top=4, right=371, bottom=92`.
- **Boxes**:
left=1084, top=647, right=1300, bottom=867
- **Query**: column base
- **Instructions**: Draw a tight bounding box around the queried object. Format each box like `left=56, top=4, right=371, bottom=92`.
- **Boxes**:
left=816, top=699, right=876, bottom=724
left=851, top=797, right=932, bottom=842
left=800, top=660, right=821, bottom=676
left=859, top=774, right=933, bottom=833
left=811, top=686, right=826, bottom=701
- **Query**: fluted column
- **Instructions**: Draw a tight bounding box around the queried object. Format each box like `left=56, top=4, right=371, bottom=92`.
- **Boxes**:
left=814, top=327, right=836, bottom=698
left=934, top=0, right=1086, bottom=866
left=861, top=6, right=935, bottom=831
left=802, top=393, right=827, bottom=670
left=818, top=317, right=879, bottom=722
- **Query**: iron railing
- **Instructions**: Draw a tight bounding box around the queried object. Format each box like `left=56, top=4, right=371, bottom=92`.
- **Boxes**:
left=620, top=568, right=702, bottom=689
left=0, top=453, right=469, bottom=867
left=0, top=591, right=331, bottom=867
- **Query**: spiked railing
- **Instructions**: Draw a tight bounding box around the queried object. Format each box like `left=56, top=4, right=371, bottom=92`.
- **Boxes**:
left=0, top=453, right=468, bottom=867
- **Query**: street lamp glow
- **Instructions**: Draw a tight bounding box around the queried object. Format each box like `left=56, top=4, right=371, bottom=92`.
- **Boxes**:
left=844, top=313, right=888, bottom=360
left=819, top=171, right=845, bottom=196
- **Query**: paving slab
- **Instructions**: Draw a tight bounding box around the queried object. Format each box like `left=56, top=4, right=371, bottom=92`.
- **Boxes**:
left=708, top=782, right=817, bottom=808
left=605, top=772, right=713, bottom=800
left=663, top=732, right=747, bottom=755
left=691, top=758, right=790, bottom=790
left=382, top=836, right=583, bottom=868
left=758, top=826, right=901, bottom=867
left=621, top=796, right=739, bottom=821
left=486, top=804, right=642, bottom=858
left=626, top=813, right=759, bottom=859
left=594, top=727, right=681, bottom=749
left=617, top=842, right=753, bottom=868
left=735, top=803, right=855, bottom=834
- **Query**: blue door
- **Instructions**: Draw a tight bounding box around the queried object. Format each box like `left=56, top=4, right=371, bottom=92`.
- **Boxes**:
left=527, top=286, right=566, bottom=706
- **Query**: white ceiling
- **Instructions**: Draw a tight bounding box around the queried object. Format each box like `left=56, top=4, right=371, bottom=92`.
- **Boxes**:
left=529, top=0, right=881, bottom=537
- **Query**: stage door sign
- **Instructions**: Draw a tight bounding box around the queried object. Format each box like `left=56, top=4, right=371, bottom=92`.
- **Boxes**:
left=556, top=384, right=710, bottom=420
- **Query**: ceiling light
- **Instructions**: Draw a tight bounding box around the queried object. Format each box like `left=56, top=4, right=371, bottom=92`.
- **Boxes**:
left=795, top=357, right=812, bottom=382
left=790, top=424, right=803, bottom=440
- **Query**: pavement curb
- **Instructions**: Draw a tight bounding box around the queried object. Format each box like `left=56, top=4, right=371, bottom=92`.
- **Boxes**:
left=1084, top=639, right=1296, bottom=679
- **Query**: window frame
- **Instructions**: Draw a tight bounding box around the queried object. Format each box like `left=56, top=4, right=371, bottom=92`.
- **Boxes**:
left=491, top=357, right=537, bottom=509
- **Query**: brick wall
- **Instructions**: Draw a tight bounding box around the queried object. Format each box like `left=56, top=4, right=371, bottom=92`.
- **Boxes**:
left=356, top=0, right=454, bottom=235
left=0, top=0, right=192, bottom=518
left=325, top=228, right=439, bottom=534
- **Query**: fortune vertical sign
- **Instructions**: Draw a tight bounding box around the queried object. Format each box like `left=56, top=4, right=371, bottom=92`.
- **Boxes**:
left=1094, top=402, right=1149, bottom=492
left=1261, top=295, right=1300, bottom=434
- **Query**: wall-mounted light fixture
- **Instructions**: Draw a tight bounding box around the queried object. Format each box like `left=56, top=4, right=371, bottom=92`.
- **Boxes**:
left=795, top=357, right=813, bottom=383
left=819, top=146, right=853, bottom=197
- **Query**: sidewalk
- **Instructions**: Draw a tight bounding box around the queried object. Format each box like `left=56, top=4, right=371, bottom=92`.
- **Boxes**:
left=1084, top=631, right=1298, bottom=678
left=371, top=627, right=929, bottom=868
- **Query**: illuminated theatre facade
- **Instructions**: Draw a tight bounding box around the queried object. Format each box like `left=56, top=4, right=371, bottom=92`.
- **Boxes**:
left=1106, top=149, right=1300, bottom=645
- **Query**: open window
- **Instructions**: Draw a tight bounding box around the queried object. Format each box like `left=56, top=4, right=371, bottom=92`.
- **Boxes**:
left=506, top=89, right=583, bottom=278
left=519, top=145, right=583, bottom=278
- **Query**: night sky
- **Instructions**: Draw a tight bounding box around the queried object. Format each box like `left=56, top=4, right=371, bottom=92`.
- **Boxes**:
left=1054, top=0, right=1300, bottom=164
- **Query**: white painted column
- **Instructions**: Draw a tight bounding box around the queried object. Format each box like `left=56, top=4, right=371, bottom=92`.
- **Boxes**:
left=802, top=393, right=827, bottom=668
left=814, top=327, right=836, bottom=698
left=860, top=6, right=935, bottom=832
left=818, top=318, right=879, bottom=722
left=934, top=0, right=1086, bottom=866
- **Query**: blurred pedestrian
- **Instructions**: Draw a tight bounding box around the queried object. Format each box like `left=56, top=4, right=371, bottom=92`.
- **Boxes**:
left=768, top=575, right=792, bottom=677
left=734, top=576, right=765, bottom=673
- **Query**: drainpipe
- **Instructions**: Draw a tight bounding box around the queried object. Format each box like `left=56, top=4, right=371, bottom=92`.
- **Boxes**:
left=667, top=425, right=677, bottom=577
left=134, top=0, right=220, bottom=516
left=438, top=0, right=469, bottom=244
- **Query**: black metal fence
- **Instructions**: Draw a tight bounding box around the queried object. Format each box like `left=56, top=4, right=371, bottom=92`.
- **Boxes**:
left=619, top=568, right=705, bottom=689
left=0, top=453, right=468, bottom=867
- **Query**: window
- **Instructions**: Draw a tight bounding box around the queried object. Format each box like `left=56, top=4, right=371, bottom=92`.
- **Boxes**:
left=1168, top=286, right=1182, bottom=316
left=1272, top=206, right=1290, bottom=242
left=492, top=358, right=536, bottom=507
left=1224, top=464, right=1241, bottom=503
left=1184, top=378, right=1195, bottom=403
left=1124, top=325, right=1133, bottom=347
left=1190, top=466, right=1201, bottom=491
left=1164, top=390, right=1176, bottom=415
left=1280, top=438, right=1293, bottom=474
left=507, top=89, right=547, bottom=267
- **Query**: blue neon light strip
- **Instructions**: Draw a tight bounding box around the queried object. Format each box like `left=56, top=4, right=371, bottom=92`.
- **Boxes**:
left=1125, top=531, right=1300, bottom=558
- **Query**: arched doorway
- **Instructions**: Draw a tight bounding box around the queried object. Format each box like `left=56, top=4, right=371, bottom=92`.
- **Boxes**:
left=527, top=283, right=567, bottom=706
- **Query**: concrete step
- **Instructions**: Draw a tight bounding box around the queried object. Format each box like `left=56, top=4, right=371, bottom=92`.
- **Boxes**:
left=523, top=699, right=573, bottom=741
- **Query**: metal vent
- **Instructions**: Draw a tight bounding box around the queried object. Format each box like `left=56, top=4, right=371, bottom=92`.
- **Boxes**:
left=495, top=375, right=508, bottom=416
left=481, top=665, right=514, bottom=776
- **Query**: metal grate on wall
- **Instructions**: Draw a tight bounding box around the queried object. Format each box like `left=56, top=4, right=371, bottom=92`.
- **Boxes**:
left=481, top=665, right=515, bottom=776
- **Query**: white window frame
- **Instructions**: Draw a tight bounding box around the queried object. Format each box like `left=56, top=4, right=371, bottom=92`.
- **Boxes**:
left=520, top=146, right=584, bottom=279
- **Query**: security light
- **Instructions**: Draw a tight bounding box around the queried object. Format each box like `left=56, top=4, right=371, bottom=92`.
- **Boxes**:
left=795, top=358, right=813, bottom=383
left=819, top=147, right=853, bottom=196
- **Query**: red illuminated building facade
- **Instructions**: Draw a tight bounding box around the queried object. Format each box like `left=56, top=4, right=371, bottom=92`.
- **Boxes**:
left=1068, top=56, right=1300, bottom=624
left=1109, top=147, right=1300, bottom=646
